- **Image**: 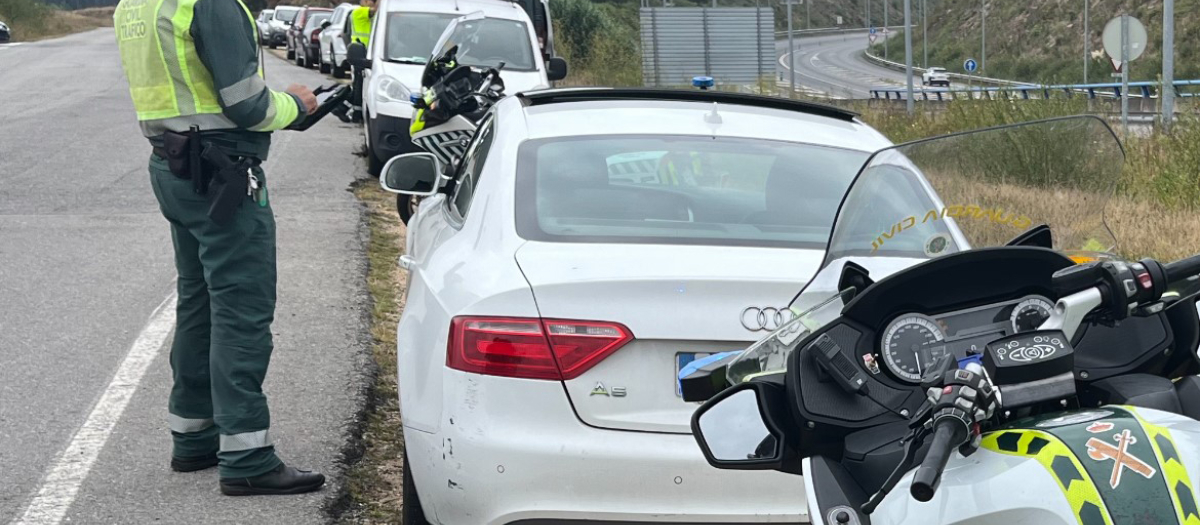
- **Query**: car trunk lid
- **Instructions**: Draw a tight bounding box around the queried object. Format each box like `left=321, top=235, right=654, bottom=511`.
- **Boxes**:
left=514, top=241, right=821, bottom=433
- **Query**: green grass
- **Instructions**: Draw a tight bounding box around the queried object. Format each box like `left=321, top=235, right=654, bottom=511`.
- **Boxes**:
left=337, top=180, right=407, bottom=524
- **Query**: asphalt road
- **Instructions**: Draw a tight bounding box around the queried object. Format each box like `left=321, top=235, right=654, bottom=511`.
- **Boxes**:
left=777, top=31, right=931, bottom=99
left=0, top=29, right=371, bottom=523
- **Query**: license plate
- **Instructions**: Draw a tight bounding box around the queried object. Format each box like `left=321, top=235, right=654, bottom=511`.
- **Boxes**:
left=676, top=352, right=713, bottom=397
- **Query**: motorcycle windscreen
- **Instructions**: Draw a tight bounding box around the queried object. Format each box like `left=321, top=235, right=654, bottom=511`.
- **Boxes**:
left=728, top=116, right=1125, bottom=384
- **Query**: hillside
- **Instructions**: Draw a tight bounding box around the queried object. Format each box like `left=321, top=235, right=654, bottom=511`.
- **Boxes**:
left=873, top=0, right=1200, bottom=84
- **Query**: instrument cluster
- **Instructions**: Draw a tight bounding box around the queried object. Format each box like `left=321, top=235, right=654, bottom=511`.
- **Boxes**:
left=877, top=295, right=1055, bottom=383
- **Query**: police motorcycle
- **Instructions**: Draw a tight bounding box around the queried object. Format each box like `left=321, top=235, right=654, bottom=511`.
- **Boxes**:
left=681, top=116, right=1200, bottom=525
left=396, top=12, right=508, bottom=223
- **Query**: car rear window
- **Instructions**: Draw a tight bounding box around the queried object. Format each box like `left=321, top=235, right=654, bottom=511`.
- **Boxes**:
left=515, top=135, right=869, bottom=248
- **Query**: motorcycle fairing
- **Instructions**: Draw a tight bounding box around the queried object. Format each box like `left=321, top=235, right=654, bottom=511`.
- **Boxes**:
left=981, top=406, right=1189, bottom=525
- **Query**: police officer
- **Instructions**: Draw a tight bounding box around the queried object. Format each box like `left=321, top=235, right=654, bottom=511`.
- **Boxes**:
left=113, top=0, right=325, bottom=496
left=345, top=0, right=376, bottom=122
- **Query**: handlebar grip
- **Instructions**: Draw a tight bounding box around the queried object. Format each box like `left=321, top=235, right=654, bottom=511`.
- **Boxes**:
left=910, top=418, right=968, bottom=502
left=1166, top=254, right=1200, bottom=286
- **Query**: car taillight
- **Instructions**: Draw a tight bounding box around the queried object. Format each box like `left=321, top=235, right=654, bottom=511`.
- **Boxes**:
left=448, top=317, right=632, bottom=380
left=311, top=31, right=320, bottom=43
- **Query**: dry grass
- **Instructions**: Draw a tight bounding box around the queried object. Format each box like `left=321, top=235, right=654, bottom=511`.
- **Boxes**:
left=339, top=181, right=408, bottom=524
left=898, top=173, right=1200, bottom=262
left=0, top=1, right=112, bottom=43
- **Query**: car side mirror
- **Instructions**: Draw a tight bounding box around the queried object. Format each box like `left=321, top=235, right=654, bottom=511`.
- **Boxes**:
left=691, top=381, right=790, bottom=470
left=321, top=20, right=332, bottom=29
left=347, top=42, right=370, bottom=69
left=380, top=153, right=442, bottom=196
left=546, top=57, right=568, bottom=82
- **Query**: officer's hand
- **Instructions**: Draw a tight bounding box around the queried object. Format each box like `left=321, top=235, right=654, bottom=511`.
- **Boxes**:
left=287, top=84, right=318, bottom=115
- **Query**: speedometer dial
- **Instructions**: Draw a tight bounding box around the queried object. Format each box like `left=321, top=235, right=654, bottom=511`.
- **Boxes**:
left=1011, top=297, right=1055, bottom=332
left=881, top=315, right=946, bottom=382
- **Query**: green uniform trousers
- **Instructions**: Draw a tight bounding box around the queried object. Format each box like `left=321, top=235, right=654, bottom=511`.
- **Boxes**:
left=148, top=154, right=283, bottom=479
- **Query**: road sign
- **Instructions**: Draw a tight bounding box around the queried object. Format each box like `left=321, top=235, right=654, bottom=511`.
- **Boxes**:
left=836, top=16, right=843, bottom=25
left=870, top=26, right=877, bottom=35
left=964, top=58, right=978, bottom=73
left=881, top=27, right=889, bottom=35
left=869, top=33, right=878, bottom=44
left=1102, top=15, right=1147, bottom=70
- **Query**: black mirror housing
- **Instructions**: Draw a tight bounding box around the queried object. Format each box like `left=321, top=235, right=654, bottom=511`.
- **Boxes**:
left=546, top=57, right=568, bottom=82
left=379, top=153, right=442, bottom=196
left=321, top=20, right=332, bottom=29
left=691, top=380, right=795, bottom=471
left=347, top=42, right=370, bottom=69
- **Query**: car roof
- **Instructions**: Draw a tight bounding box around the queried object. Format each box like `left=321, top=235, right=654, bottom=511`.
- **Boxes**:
left=274, top=5, right=300, bottom=11
left=383, top=0, right=530, bottom=20
left=510, top=89, right=889, bottom=152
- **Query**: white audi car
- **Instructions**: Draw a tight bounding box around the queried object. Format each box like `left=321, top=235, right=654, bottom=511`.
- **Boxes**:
left=383, top=88, right=893, bottom=525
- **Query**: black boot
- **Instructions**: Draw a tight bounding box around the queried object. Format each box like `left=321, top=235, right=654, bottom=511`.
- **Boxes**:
left=219, top=464, right=326, bottom=496
left=171, top=453, right=219, bottom=473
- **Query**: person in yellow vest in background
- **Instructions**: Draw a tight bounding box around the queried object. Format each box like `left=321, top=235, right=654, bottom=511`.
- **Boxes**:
left=658, top=150, right=706, bottom=187
left=113, top=0, right=326, bottom=496
left=345, top=0, right=376, bottom=122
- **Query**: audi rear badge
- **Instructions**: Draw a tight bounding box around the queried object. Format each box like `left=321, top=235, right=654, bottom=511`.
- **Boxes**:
left=742, top=306, right=796, bottom=332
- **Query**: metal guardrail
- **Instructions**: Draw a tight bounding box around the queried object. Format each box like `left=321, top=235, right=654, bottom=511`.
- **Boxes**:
left=869, top=80, right=1200, bottom=101
left=773, top=25, right=902, bottom=40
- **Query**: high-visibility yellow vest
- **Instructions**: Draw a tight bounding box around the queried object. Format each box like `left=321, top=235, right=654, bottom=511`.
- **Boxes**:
left=350, top=6, right=372, bottom=46
left=660, top=152, right=704, bottom=186
left=114, top=0, right=294, bottom=133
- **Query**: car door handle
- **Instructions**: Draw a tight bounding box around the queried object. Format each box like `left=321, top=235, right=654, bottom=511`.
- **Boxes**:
left=399, top=254, right=415, bottom=270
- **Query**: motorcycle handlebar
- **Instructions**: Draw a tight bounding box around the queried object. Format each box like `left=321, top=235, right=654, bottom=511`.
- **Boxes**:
left=1165, top=254, right=1200, bottom=287
left=910, top=417, right=968, bottom=502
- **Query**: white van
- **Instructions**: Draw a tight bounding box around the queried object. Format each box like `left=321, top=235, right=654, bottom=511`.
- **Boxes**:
left=357, top=0, right=566, bottom=174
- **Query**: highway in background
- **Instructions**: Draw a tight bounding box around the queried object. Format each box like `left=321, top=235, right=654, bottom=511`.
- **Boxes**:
left=776, top=30, right=933, bottom=99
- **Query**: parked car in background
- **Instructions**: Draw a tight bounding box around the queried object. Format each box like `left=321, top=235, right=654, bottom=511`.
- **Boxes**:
left=267, top=5, right=299, bottom=49
left=318, top=3, right=355, bottom=78
left=0, top=19, right=12, bottom=43
left=922, top=66, right=951, bottom=87
left=359, top=0, right=565, bottom=175
left=378, top=88, right=894, bottom=525
left=289, top=7, right=332, bottom=68
left=255, top=10, right=274, bottom=45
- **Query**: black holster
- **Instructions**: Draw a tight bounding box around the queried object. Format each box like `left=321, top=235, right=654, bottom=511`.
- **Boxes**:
left=201, top=143, right=257, bottom=227
left=156, top=128, right=257, bottom=226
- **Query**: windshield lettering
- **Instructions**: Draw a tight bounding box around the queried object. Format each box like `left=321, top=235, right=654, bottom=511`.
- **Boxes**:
left=873, top=204, right=1033, bottom=253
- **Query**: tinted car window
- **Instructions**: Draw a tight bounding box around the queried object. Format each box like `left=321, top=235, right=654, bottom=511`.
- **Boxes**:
left=274, top=8, right=299, bottom=23
left=451, top=117, right=496, bottom=217
left=306, top=12, right=331, bottom=30
left=515, top=135, right=869, bottom=248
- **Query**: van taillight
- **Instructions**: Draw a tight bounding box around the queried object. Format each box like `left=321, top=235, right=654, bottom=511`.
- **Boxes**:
left=448, top=317, right=632, bottom=380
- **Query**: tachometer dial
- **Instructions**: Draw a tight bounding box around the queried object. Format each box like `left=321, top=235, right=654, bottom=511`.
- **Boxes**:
left=881, top=315, right=946, bottom=382
left=1011, top=297, right=1055, bottom=332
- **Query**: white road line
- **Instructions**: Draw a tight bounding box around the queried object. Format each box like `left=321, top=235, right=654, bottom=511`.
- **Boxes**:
left=13, top=292, right=177, bottom=525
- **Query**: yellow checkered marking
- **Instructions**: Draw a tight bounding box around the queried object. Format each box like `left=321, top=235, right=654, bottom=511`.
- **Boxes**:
left=1128, top=408, right=1200, bottom=525
left=982, top=429, right=1114, bottom=525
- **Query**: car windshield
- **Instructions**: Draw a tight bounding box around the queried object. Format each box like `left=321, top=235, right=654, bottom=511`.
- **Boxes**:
left=432, top=16, right=537, bottom=71
left=515, top=135, right=870, bottom=248
left=274, top=8, right=298, bottom=22
left=306, top=12, right=331, bottom=29
left=384, top=12, right=458, bottom=65
left=724, top=116, right=1125, bottom=384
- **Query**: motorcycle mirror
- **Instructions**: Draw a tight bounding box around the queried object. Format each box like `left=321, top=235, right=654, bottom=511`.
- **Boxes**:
left=546, top=57, right=568, bottom=82
left=347, top=42, right=370, bottom=69
left=379, top=153, right=442, bottom=197
left=691, top=382, right=790, bottom=470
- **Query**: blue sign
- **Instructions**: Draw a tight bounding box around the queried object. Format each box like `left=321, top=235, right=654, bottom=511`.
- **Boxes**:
left=869, top=26, right=877, bottom=35
left=964, top=58, right=978, bottom=73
